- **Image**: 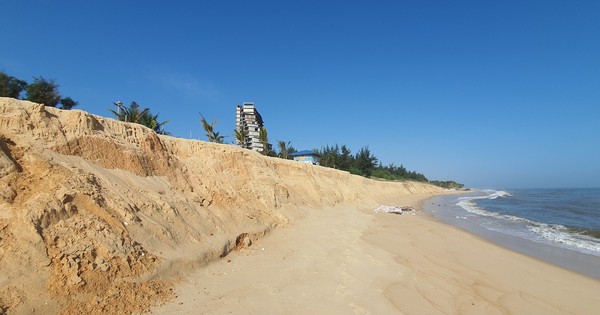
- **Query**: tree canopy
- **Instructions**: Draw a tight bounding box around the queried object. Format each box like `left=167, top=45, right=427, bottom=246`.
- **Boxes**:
left=1, top=72, right=78, bottom=109
left=258, top=127, right=270, bottom=155
left=317, top=143, right=430, bottom=181
left=234, top=129, right=249, bottom=148
left=276, top=140, right=296, bottom=159
left=109, top=101, right=169, bottom=135
left=200, top=113, right=224, bottom=143
left=25, top=77, right=62, bottom=107
left=354, top=146, right=378, bottom=178
left=59, top=97, right=78, bottom=110
left=0, top=71, right=27, bottom=98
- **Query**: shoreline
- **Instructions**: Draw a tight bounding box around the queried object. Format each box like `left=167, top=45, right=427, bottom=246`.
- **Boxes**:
left=152, top=192, right=600, bottom=314
left=425, top=193, right=600, bottom=280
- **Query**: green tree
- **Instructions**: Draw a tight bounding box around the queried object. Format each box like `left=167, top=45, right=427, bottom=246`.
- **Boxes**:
left=430, top=180, right=465, bottom=189
left=277, top=140, right=295, bottom=159
left=109, top=101, right=150, bottom=123
left=234, top=129, right=249, bottom=148
left=109, top=101, right=169, bottom=134
left=258, top=127, right=270, bottom=155
left=200, top=113, right=224, bottom=143
left=59, top=97, right=78, bottom=110
left=339, top=145, right=353, bottom=171
left=318, top=144, right=340, bottom=169
left=354, top=146, right=378, bottom=178
left=140, top=112, right=170, bottom=135
left=0, top=72, right=27, bottom=98
left=26, top=77, right=61, bottom=107
left=212, top=131, right=225, bottom=143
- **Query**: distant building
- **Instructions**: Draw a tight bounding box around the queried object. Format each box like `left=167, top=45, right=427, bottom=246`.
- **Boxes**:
left=289, top=150, right=321, bottom=165
left=235, top=102, right=271, bottom=153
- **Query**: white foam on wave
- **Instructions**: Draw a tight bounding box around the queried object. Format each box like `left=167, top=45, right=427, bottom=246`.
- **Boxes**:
left=527, top=224, right=600, bottom=254
left=456, top=190, right=600, bottom=256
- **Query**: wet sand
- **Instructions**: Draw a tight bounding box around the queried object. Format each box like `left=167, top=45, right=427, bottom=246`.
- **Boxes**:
left=425, top=194, right=600, bottom=280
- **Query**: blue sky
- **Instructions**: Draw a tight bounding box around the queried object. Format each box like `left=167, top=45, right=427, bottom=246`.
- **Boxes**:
left=2, top=0, right=599, bottom=188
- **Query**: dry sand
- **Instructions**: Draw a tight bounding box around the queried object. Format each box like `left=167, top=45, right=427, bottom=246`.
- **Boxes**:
left=0, top=98, right=439, bottom=314
left=1, top=98, right=598, bottom=314
left=153, top=198, right=600, bottom=315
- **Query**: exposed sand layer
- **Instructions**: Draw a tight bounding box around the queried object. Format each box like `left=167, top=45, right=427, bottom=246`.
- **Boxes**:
left=0, top=98, right=442, bottom=314
left=153, top=201, right=600, bottom=315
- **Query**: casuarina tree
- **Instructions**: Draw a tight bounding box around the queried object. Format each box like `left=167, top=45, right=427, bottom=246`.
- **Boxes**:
left=0, top=71, right=27, bottom=98
left=25, top=77, right=61, bottom=107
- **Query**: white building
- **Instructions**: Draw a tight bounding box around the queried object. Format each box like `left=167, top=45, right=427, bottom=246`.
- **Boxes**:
left=235, top=102, right=271, bottom=153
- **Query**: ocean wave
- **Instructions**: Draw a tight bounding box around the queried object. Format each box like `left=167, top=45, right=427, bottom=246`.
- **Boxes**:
left=456, top=190, right=600, bottom=255
left=527, top=224, right=600, bottom=254
left=458, top=190, right=511, bottom=202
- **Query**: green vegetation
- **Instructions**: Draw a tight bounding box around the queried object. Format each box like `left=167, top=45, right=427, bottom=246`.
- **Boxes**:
left=276, top=140, right=296, bottom=159
left=371, top=163, right=429, bottom=182
left=1, top=72, right=78, bottom=109
left=200, top=113, right=224, bottom=143
left=429, top=180, right=465, bottom=189
left=26, top=77, right=62, bottom=107
left=258, top=127, right=270, bottom=155
left=354, top=146, right=378, bottom=178
left=234, top=129, right=249, bottom=147
left=109, top=101, right=170, bottom=135
left=0, top=72, right=27, bottom=98
left=317, top=143, right=444, bottom=183
left=318, top=144, right=385, bottom=178
left=59, top=97, right=79, bottom=110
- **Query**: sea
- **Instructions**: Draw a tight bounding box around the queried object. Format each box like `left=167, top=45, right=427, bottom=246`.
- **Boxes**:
left=424, top=188, right=600, bottom=279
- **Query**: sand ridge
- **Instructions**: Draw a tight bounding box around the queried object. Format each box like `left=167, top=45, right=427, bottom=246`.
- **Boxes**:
left=0, top=97, right=442, bottom=314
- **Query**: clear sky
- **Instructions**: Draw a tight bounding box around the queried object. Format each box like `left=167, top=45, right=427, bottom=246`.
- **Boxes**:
left=2, top=0, right=599, bottom=189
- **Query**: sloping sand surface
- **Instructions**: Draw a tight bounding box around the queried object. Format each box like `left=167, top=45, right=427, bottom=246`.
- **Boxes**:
left=154, top=203, right=600, bottom=315
left=0, top=98, right=442, bottom=314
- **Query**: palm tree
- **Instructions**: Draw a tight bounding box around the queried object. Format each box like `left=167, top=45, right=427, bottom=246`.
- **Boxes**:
left=109, top=101, right=169, bottom=134
left=213, top=131, right=225, bottom=143
left=109, top=101, right=150, bottom=123
left=234, top=129, right=249, bottom=148
left=259, top=127, right=270, bottom=155
left=277, top=140, right=295, bottom=159
left=141, top=112, right=170, bottom=135
left=200, top=113, right=224, bottom=143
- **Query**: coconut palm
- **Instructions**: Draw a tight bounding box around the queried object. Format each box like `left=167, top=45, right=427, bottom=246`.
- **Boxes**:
left=109, top=101, right=169, bottom=134
left=234, top=129, right=249, bottom=148
left=140, top=112, right=170, bottom=135
left=212, top=131, right=225, bottom=143
left=259, top=127, right=270, bottom=155
left=200, top=113, right=224, bottom=143
left=277, top=140, right=296, bottom=159
left=109, top=101, right=149, bottom=123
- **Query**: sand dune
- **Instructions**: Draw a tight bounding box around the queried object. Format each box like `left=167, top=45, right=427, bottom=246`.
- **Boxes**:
left=0, top=98, right=442, bottom=314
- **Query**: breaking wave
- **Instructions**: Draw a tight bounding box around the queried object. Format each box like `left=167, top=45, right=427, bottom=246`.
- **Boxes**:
left=456, top=190, right=600, bottom=256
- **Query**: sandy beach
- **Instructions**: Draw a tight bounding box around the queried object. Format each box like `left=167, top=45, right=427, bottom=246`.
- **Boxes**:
left=153, top=195, right=600, bottom=315
left=1, top=98, right=598, bottom=314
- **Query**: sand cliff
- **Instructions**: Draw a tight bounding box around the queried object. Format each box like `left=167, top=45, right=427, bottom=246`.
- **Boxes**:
left=0, top=97, right=442, bottom=314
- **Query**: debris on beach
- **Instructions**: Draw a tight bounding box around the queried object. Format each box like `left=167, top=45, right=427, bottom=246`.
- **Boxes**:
left=374, top=205, right=415, bottom=215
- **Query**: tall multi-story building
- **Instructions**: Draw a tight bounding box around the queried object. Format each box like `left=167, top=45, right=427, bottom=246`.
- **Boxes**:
left=235, top=102, right=270, bottom=153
